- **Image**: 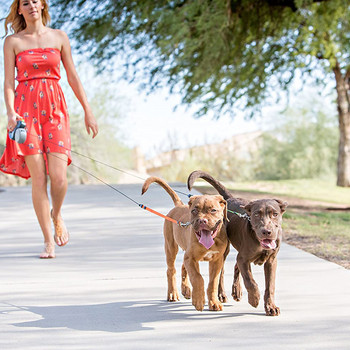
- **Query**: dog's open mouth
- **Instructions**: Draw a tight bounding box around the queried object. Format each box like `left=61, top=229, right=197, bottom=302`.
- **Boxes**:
left=260, top=239, right=277, bottom=250
left=195, top=228, right=218, bottom=250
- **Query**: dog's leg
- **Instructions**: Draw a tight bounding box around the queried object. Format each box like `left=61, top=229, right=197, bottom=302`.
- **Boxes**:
left=237, top=254, right=260, bottom=308
left=264, top=255, right=280, bottom=316
left=164, top=222, right=180, bottom=302
left=218, top=244, right=230, bottom=303
left=207, top=257, right=224, bottom=311
left=184, top=254, right=205, bottom=311
left=181, top=262, right=192, bottom=299
left=232, top=262, right=243, bottom=302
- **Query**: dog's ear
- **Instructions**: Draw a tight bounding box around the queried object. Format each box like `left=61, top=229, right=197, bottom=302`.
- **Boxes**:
left=242, top=202, right=253, bottom=215
left=215, top=196, right=229, bottom=223
left=188, top=195, right=198, bottom=208
left=274, top=199, right=288, bottom=214
left=222, top=199, right=229, bottom=223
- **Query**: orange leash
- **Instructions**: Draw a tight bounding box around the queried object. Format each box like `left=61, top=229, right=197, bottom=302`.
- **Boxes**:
left=139, top=204, right=191, bottom=227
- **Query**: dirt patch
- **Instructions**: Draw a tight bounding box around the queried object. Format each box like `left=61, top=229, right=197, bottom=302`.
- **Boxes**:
left=194, top=185, right=350, bottom=270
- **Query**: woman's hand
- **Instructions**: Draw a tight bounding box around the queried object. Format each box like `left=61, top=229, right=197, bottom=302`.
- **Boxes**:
left=7, top=113, right=21, bottom=132
left=84, top=110, right=98, bottom=138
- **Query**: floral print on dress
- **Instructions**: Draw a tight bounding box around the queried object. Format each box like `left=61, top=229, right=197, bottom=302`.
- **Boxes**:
left=0, top=48, right=72, bottom=179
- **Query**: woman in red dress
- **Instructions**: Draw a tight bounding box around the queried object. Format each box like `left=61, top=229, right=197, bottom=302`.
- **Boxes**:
left=1, top=0, right=98, bottom=258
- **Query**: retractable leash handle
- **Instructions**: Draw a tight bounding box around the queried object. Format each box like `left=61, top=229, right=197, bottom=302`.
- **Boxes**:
left=9, top=119, right=27, bottom=144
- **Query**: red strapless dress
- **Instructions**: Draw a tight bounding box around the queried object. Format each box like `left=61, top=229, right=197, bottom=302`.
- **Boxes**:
left=0, top=48, right=72, bottom=179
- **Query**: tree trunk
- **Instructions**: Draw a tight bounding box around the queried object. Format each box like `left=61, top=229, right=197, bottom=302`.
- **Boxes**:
left=333, top=62, right=350, bottom=187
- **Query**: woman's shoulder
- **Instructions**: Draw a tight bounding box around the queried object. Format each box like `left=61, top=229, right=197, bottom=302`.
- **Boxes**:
left=3, top=34, right=19, bottom=51
left=47, top=28, right=70, bottom=48
left=49, top=28, right=69, bottom=39
left=4, top=32, right=21, bottom=43
left=4, top=30, right=30, bottom=50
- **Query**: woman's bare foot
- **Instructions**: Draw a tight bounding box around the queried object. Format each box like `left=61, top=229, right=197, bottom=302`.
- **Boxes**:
left=40, top=242, right=56, bottom=259
left=51, top=209, right=69, bottom=247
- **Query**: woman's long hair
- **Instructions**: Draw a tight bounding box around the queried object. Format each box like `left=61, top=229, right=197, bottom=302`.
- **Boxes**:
left=4, top=0, right=51, bottom=36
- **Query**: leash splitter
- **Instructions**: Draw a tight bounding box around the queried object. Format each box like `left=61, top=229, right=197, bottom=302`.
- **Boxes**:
left=9, top=119, right=27, bottom=144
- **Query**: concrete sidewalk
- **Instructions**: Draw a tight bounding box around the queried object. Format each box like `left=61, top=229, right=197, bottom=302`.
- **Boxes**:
left=0, top=184, right=349, bottom=349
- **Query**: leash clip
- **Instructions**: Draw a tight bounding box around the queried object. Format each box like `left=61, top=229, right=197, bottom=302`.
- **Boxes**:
left=230, top=211, right=251, bottom=222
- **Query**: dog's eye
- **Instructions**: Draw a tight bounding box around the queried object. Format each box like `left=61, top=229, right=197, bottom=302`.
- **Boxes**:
left=273, top=212, right=278, bottom=217
left=211, top=209, right=217, bottom=213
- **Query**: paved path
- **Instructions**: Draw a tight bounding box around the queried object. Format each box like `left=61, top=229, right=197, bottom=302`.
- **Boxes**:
left=1, top=184, right=350, bottom=349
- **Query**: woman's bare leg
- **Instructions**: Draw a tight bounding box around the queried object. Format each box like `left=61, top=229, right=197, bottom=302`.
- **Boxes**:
left=24, top=154, right=53, bottom=244
left=47, top=152, right=69, bottom=246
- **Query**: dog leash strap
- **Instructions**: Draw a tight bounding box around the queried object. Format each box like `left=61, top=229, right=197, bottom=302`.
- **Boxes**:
left=139, top=204, right=178, bottom=224
left=139, top=205, right=192, bottom=227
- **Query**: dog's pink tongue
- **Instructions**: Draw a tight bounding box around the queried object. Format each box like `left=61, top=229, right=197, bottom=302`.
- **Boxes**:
left=261, top=239, right=276, bottom=249
left=199, top=230, right=215, bottom=249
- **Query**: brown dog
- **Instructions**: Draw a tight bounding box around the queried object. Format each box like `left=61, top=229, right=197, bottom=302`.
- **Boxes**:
left=187, top=171, right=288, bottom=316
left=142, top=176, right=229, bottom=311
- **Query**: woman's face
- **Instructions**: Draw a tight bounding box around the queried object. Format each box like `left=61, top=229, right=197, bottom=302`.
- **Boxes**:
left=18, top=0, right=43, bottom=22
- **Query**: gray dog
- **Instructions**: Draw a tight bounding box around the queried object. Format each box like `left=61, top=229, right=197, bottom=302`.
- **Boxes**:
left=187, top=170, right=288, bottom=316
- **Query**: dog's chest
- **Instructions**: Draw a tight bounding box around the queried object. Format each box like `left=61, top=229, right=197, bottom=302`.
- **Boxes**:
left=201, top=250, right=220, bottom=261
left=253, top=248, right=276, bottom=265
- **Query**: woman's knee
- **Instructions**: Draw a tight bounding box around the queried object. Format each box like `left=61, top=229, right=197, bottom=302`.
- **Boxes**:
left=50, top=171, right=67, bottom=189
left=31, top=172, right=48, bottom=190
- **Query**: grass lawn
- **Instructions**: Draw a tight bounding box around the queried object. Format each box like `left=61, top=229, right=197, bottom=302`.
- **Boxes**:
left=283, top=211, right=350, bottom=269
left=194, top=178, right=350, bottom=269
left=224, top=178, right=350, bottom=205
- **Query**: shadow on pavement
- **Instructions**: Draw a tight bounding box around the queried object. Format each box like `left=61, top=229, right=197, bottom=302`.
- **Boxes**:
left=9, top=300, right=263, bottom=333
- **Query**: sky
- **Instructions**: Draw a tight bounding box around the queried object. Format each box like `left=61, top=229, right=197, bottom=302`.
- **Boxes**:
left=114, top=81, right=263, bottom=157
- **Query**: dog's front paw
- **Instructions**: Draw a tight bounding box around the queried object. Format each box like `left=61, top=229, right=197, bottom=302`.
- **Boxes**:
left=248, top=289, right=260, bottom=308
left=218, top=290, right=228, bottom=303
left=209, top=299, right=223, bottom=311
left=181, top=284, right=192, bottom=299
left=265, top=302, right=280, bottom=316
left=232, top=282, right=242, bottom=302
left=192, top=291, right=205, bottom=311
left=167, top=290, right=180, bottom=302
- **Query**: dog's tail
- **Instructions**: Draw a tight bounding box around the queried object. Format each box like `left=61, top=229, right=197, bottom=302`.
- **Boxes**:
left=142, top=176, right=184, bottom=206
left=187, top=170, right=233, bottom=199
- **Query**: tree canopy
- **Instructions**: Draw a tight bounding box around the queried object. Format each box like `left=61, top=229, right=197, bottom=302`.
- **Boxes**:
left=52, top=0, right=349, bottom=117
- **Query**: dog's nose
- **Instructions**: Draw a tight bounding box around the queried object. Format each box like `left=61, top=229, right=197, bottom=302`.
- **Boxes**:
left=262, top=229, right=272, bottom=236
left=198, top=218, right=208, bottom=225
